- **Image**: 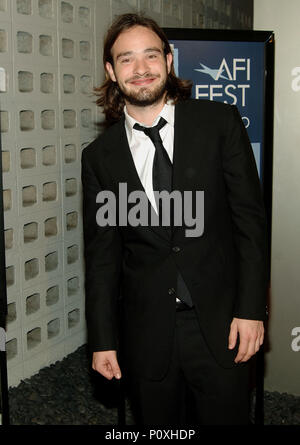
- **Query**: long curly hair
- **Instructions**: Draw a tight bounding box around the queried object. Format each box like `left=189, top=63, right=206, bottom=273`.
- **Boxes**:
left=94, top=13, right=192, bottom=127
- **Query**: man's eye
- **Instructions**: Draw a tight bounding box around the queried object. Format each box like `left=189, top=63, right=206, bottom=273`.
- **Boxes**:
left=148, top=54, right=157, bottom=59
left=121, top=58, right=130, bottom=63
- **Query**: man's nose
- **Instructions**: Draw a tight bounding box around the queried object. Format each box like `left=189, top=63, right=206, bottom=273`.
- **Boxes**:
left=133, top=57, right=149, bottom=75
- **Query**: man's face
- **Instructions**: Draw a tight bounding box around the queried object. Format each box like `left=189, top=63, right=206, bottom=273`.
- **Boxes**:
left=106, top=25, right=173, bottom=107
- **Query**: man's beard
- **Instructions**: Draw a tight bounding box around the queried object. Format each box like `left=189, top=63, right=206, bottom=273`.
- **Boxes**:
left=118, top=74, right=168, bottom=107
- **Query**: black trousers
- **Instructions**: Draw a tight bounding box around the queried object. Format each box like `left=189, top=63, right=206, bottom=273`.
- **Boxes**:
left=125, top=307, right=251, bottom=425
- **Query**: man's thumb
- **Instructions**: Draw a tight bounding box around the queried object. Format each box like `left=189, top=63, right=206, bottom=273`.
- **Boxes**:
left=110, top=356, right=122, bottom=379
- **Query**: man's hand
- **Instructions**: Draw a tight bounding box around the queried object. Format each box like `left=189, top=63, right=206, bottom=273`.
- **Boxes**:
left=228, top=318, right=264, bottom=363
left=92, top=350, right=122, bottom=380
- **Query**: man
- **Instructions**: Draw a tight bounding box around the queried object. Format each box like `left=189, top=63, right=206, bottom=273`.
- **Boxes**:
left=81, top=13, right=268, bottom=425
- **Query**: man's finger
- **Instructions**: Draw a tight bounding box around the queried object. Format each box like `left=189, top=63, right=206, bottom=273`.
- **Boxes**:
left=228, top=322, right=238, bottom=349
left=97, top=362, right=113, bottom=380
left=259, top=332, right=264, bottom=346
left=240, top=338, right=256, bottom=362
left=111, top=362, right=122, bottom=379
left=237, top=332, right=260, bottom=362
left=93, top=360, right=108, bottom=377
left=255, top=336, right=261, bottom=353
left=234, top=338, right=249, bottom=363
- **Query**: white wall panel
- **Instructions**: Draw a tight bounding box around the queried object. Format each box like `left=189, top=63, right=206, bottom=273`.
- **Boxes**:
left=2, top=0, right=96, bottom=387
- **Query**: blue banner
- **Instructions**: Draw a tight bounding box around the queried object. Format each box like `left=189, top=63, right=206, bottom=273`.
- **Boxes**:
left=170, top=39, right=266, bottom=178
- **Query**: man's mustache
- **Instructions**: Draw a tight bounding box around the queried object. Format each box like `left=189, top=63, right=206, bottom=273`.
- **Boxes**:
left=126, top=73, right=160, bottom=83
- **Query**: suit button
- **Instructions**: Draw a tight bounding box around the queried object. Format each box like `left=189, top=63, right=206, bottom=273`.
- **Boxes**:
left=168, top=288, right=175, bottom=295
left=265, top=306, right=269, bottom=318
left=172, top=246, right=181, bottom=253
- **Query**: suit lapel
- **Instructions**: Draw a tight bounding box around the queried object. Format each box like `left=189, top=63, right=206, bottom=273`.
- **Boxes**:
left=172, top=102, right=186, bottom=196
left=172, top=101, right=207, bottom=240
left=104, top=116, right=144, bottom=197
left=172, top=100, right=205, bottom=191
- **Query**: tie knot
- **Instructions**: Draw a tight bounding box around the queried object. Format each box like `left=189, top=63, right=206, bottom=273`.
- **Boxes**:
left=134, top=117, right=167, bottom=143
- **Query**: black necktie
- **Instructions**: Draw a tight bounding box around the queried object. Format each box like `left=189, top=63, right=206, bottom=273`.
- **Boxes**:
left=134, top=117, right=171, bottom=212
left=134, top=117, right=193, bottom=308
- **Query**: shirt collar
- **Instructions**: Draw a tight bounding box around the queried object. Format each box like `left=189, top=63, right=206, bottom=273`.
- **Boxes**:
left=124, top=102, right=175, bottom=145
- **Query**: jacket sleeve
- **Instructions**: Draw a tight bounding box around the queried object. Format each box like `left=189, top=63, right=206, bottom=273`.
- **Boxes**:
left=222, top=105, right=269, bottom=321
left=81, top=149, right=122, bottom=352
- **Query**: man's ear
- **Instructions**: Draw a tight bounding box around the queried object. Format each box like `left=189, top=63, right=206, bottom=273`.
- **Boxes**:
left=105, top=61, right=117, bottom=82
left=166, top=52, right=173, bottom=74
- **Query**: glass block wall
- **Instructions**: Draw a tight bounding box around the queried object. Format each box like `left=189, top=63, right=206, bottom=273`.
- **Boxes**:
left=1, top=0, right=97, bottom=387
left=112, top=0, right=253, bottom=29
left=1, top=0, right=253, bottom=388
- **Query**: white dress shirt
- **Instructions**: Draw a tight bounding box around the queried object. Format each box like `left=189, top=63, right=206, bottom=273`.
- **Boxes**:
left=124, top=103, right=175, bottom=214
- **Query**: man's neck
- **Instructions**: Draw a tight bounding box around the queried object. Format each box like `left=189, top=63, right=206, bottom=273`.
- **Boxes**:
left=125, top=97, right=166, bottom=126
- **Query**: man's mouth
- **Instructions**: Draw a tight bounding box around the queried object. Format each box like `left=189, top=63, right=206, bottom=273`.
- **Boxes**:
left=127, top=76, right=158, bottom=86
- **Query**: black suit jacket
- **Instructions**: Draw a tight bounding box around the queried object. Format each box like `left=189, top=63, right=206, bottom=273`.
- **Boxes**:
left=81, top=99, right=268, bottom=380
